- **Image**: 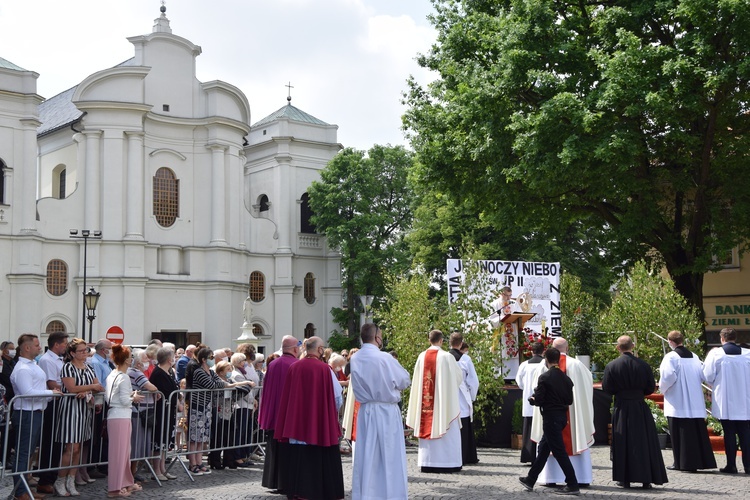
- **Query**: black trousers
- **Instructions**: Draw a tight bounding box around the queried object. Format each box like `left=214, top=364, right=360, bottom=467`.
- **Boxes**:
left=527, top=410, right=578, bottom=489
left=721, top=419, right=750, bottom=471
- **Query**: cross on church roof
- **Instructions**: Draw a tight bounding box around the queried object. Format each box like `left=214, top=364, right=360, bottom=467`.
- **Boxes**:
left=286, top=81, right=294, bottom=104
left=160, top=0, right=166, bottom=14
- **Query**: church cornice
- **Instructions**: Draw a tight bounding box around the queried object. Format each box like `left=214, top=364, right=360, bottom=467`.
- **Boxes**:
left=146, top=112, right=250, bottom=136
left=149, top=148, right=187, bottom=161
left=73, top=66, right=151, bottom=102
left=74, top=101, right=152, bottom=114
left=127, top=32, right=202, bottom=58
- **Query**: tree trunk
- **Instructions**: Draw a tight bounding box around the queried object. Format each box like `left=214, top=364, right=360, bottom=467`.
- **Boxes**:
left=669, top=269, right=706, bottom=344
left=347, top=279, right=356, bottom=337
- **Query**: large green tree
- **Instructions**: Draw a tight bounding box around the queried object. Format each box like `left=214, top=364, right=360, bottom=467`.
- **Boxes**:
left=403, top=0, right=750, bottom=322
left=308, top=145, right=415, bottom=335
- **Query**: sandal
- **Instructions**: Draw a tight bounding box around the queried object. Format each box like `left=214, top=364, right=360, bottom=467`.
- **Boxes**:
left=126, top=483, right=143, bottom=492
left=107, top=489, right=131, bottom=498
left=189, top=465, right=204, bottom=476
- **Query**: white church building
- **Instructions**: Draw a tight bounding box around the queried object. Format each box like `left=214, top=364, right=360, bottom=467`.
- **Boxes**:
left=0, top=8, right=342, bottom=353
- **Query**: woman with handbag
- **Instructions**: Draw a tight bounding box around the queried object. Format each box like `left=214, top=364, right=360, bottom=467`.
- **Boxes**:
left=127, top=349, right=160, bottom=481
left=149, top=347, right=179, bottom=480
left=106, top=344, right=145, bottom=498
left=54, top=338, right=104, bottom=497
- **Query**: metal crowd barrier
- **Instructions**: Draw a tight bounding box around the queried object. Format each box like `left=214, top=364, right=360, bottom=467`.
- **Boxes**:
left=0, top=390, right=166, bottom=497
left=0, top=385, right=268, bottom=496
left=165, top=386, right=267, bottom=481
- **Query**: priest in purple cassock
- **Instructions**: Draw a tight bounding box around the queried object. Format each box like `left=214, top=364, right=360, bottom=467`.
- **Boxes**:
left=274, top=336, right=344, bottom=500
left=258, top=335, right=300, bottom=493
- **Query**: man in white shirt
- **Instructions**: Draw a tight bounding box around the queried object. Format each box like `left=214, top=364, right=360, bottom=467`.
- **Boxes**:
left=350, top=323, right=411, bottom=499
left=659, top=330, right=716, bottom=472
left=10, top=333, right=60, bottom=500
left=449, top=332, right=480, bottom=465
left=36, top=331, right=69, bottom=493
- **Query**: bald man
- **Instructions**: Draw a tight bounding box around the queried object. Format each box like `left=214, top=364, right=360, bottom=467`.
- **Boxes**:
left=176, top=344, right=195, bottom=381
left=259, top=336, right=300, bottom=493
left=530, top=338, right=595, bottom=487
left=602, top=336, right=667, bottom=489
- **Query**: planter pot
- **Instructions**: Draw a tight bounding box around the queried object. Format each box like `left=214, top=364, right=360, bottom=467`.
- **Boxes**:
left=511, top=434, right=523, bottom=450
left=710, top=435, right=725, bottom=453
left=657, top=433, right=668, bottom=450
left=577, top=355, right=591, bottom=370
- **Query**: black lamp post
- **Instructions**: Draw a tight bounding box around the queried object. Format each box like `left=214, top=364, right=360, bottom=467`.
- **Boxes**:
left=70, top=229, right=102, bottom=341
left=84, top=287, right=100, bottom=344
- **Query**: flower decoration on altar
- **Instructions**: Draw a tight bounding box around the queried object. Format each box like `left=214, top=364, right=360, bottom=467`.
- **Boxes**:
left=503, top=322, right=519, bottom=357
left=520, top=327, right=553, bottom=358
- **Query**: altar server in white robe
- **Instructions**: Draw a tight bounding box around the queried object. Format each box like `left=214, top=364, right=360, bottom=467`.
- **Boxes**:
left=516, top=341, right=545, bottom=463
left=703, top=327, right=750, bottom=474
left=406, top=329, right=464, bottom=473
left=659, top=330, right=716, bottom=471
left=449, top=332, right=480, bottom=465
left=531, top=338, right=595, bottom=485
left=350, top=323, right=411, bottom=500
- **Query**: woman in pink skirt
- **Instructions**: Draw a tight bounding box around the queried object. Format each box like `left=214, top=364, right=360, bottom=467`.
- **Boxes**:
left=105, top=345, right=145, bottom=497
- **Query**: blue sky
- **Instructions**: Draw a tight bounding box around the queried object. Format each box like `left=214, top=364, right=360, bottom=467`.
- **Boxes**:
left=0, top=0, right=437, bottom=150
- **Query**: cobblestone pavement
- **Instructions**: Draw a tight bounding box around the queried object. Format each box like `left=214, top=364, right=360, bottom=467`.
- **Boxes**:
left=1, top=445, right=746, bottom=499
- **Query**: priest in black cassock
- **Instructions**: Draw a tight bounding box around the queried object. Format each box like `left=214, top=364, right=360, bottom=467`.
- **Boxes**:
left=602, top=335, right=668, bottom=489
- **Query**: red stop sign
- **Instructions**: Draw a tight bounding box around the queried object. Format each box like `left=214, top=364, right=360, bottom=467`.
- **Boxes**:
left=106, top=326, right=124, bottom=345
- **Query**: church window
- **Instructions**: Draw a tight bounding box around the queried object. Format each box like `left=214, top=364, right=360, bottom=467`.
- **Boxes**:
left=300, top=192, right=316, bottom=234
left=46, top=320, right=66, bottom=334
left=304, top=272, right=316, bottom=304
left=304, top=323, right=316, bottom=339
left=0, top=158, right=6, bottom=205
left=259, top=194, right=269, bottom=212
left=253, top=324, right=264, bottom=337
left=46, top=259, right=68, bottom=296
left=153, top=167, right=179, bottom=227
left=249, top=271, right=265, bottom=302
left=52, top=164, right=67, bottom=199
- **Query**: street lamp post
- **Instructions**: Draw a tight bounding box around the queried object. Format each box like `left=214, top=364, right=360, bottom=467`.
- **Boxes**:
left=84, top=287, right=101, bottom=344
left=70, top=229, right=102, bottom=341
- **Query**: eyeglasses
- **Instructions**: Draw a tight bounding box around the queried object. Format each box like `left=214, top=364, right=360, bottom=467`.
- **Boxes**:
left=75, top=349, right=88, bottom=354
left=208, top=356, right=215, bottom=360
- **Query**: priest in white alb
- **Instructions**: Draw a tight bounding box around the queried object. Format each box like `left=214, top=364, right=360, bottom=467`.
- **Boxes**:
left=530, top=337, right=595, bottom=486
left=406, top=329, right=464, bottom=473
left=659, top=330, right=716, bottom=471
left=349, top=323, right=411, bottom=499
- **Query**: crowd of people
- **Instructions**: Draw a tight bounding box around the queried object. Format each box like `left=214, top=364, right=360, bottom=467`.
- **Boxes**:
left=0, top=335, right=265, bottom=499
left=0, top=324, right=747, bottom=500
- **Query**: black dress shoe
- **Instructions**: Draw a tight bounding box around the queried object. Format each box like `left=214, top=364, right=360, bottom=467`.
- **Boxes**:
left=518, top=476, right=534, bottom=492
left=553, top=486, right=580, bottom=496
left=616, top=481, right=630, bottom=488
left=667, top=465, right=677, bottom=470
left=720, top=466, right=738, bottom=474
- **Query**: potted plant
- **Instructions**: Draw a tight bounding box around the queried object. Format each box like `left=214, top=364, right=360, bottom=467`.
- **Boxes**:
left=511, top=398, right=524, bottom=449
left=645, top=399, right=669, bottom=449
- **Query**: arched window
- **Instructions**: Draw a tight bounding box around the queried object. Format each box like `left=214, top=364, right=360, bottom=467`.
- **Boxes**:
left=153, top=167, right=179, bottom=227
left=46, top=259, right=68, bottom=296
left=252, top=324, right=264, bottom=337
left=304, top=272, right=316, bottom=304
left=46, top=320, right=67, bottom=334
left=0, top=158, right=7, bottom=205
left=52, top=164, right=67, bottom=199
left=304, top=323, right=316, bottom=339
left=300, top=192, right=316, bottom=234
left=259, top=194, right=270, bottom=212
left=249, top=271, right=265, bottom=302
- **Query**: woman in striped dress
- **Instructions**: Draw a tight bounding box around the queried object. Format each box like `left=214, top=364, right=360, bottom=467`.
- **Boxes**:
left=54, top=338, right=104, bottom=497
